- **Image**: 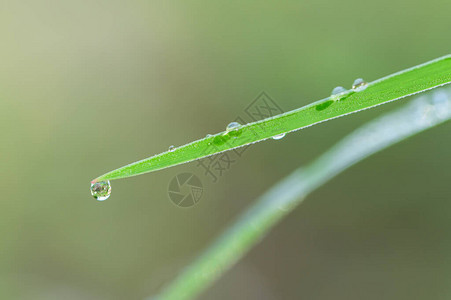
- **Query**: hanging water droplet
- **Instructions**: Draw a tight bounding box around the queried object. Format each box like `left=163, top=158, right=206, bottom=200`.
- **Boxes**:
left=226, top=122, right=241, bottom=131
left=272, top=133, right=286, bottom=140
left=168, top=145, right=176, bottom=152
left=91, top=180, right=111, bottom=201
left=331, top=86, right=347, bottom=96
left=352, top=78, right=368, bottom=91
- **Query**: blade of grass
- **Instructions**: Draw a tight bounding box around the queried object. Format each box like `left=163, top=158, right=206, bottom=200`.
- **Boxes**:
left=150, top=86, right=451, bottom=300
left=94, top=55, right=451, bottom=182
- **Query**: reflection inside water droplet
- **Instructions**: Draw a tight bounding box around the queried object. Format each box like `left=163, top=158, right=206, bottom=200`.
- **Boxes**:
left=168, top=145, right=176, bottom=152
left=90, top=180, right=111, bottom=201
left=352, top=78, right=368, bottom=91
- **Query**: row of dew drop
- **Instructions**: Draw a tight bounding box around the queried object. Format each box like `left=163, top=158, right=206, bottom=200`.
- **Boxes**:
left=159, top=78, right=366, bottom=157
left=90, top=123, right=245, bottom=201
left=90, top=78, right=368, bottom=201
left=317, top=79, right=368, bottom=111
left=90, top=120, right=284, bottom=201
left=220, top=79, right=368, bottom=145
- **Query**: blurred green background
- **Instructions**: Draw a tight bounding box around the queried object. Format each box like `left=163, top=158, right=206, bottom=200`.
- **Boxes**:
left=1, top=0, right=450, bottom=299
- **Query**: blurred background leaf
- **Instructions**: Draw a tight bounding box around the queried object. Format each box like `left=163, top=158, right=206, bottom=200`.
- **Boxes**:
left=154, top=86, right=451, bottom=300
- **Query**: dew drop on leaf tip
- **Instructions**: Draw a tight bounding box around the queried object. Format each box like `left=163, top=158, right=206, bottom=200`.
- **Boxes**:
left=90, top=180, right=111, bottom=201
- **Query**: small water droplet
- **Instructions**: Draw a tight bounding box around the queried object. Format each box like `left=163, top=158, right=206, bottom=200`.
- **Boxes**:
left=331, top=86, right=347, bottom=96
left=272, top=133, right=285, bottom=140
left=206, top=134, right=213, bottom=138
left=331, top=86, right=347, bottom=101
left=226, top=122, right=241, bottom=131
left=168, top=145, right=176, bottom=152
left=352, top=78, right=368, bottom=91
left=91, top=181, right=111, bottom=201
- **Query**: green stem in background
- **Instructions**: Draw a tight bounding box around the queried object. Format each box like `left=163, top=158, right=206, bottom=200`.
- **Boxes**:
left=93, top=55, right=451, bottom=182
left=150, top=86, right=451, bottom=300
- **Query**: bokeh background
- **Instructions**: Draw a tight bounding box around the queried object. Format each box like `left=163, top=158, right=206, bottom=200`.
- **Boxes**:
left=1, top=1, right=451, bottom=299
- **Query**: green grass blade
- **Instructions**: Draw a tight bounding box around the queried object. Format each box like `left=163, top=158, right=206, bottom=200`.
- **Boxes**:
left=150, top=86, right=451, bottom=300
left=93, top=55, right=451, bottom=182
